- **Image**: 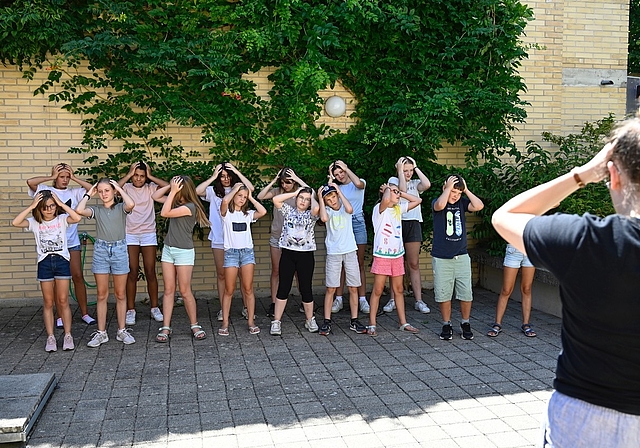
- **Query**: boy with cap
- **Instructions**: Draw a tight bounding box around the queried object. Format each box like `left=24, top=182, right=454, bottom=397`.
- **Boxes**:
left=317, top=182, right=368, bottom=335
left=431, top=174, right=484, bottom=340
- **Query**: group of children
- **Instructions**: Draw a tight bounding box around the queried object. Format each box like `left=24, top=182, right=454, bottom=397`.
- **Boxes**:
left=15, top=157, right=537, bottom=352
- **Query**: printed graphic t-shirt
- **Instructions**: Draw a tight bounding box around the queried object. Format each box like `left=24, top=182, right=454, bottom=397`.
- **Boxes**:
left=27, top=215, right=70, bottom=262
left=372, top=202, right=408, bottom=259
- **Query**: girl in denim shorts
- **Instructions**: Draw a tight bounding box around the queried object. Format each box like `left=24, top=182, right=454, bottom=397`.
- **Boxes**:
left=77, top=179, right=136, bottom=347
left=12, top=191, right=82, bottom=352
left=218, top=183, right=267, bottom=336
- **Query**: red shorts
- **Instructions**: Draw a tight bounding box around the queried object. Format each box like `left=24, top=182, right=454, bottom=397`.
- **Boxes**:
left=371, top=255, right=405, bottom=277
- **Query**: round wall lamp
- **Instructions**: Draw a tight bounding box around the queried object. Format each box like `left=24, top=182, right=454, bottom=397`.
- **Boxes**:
left=324, top=95, right=346, bottom=118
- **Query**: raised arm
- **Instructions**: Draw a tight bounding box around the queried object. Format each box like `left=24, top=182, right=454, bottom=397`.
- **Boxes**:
left=317, top=187, right=329, bottom=223
left=257, top=171, right=281, bottom=200
left=145, top=164, right=169, bottom=188
left=405, top=156, right=431, bottom=192
left=195, top=164, right=222, bottom=197
left=12, top=194, right=42, bottom=227
left=152, top=184, right=171, bottom=202
left=403, top=190, right=422, bottom=212
left=334, top=160, right=365, bottom=189
left=52, top=192, right=82, bottom=224
left=248, top=192, right=267, bottom=220
left=220, top=182, right=243, bottom=217
left=66, top=165, right=93, bottom=191
left=493, top=142, right=614, bottom=253
left=118, top=162, right=137, bottom=187
left=310, top=189, right=320, bottom=217
left=161, top=177, right=193, bottom=218
left=433, top=176, right=457, bottom=212
left=395, top=157, right=407, bottom=192
left=462, top=178, right=484, bottom=212
left=333, top=181, right=353, bottom=214
left=26, top=164, right=61, bottom=192
left=111, top=180, right=135, bottom=213
left=273, top=189, right=299, bottom=210
left=75, top=183, right=97, bottom=218
left=226, top=162, right=255, bottom=192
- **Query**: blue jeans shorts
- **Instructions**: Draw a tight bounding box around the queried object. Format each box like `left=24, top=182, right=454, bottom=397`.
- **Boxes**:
left=92, top=239, right=129, bottom=275
left=352, top=213, right=368, bottom=245
left=503, top=243, right=534, bottom=268
left=37, top=254, right=71, bottom=282
left=224, top=248, right=256, bottom=268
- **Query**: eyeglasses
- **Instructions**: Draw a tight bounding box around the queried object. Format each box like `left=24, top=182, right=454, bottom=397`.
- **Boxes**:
left=390, top=189, right=400, bottom=195
left=298, top=197, right=311, bottom=202
left=44, top=204, right=57, bottom=210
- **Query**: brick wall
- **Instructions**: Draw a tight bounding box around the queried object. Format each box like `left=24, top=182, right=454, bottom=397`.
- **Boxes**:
left=0, top=0, right=629, bottom=300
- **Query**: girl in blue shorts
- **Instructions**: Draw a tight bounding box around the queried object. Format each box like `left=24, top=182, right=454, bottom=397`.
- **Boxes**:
left=218, top=183, right=267, bottom=336
left=77, top=179, right=135, bottom=347
left=13, top=191, right=82, bottom=352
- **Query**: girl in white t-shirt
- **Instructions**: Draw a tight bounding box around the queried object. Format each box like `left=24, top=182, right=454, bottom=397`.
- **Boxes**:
left=12, top=191, right=82, bottom=352
left=196, top=162, right=255, bottom=321
left=218, top=183, right=267, bottom=336
left=367, top=182, right=422, bottom=336
left=118, top=162, right=168, bottom=325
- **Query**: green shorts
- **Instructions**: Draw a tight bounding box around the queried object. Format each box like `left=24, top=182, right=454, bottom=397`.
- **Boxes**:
left=432, top=254, right=473, bottom=303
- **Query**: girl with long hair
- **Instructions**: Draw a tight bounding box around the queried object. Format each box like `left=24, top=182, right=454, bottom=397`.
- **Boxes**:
left=257, top=167, right=309, bottom=317
left=153, top=176, right=210, bottom=342
left=27, top=163, right=96, bottom=326
left=12, top=191, right=82, bottom=351
left=218, top=183, right=267, bottom=336
left=196, top=163, right=255, bottom=321
left=76, top=178, right=136, bottom=347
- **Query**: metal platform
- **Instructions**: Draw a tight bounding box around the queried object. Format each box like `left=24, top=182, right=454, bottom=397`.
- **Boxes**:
left=0, top=373, right=57, bottom=443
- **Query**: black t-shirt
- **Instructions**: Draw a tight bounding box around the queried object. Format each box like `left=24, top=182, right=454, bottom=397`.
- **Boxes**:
left=431, top=197, right=470, bottom=259
left=524, top=213, right=640, bottom=415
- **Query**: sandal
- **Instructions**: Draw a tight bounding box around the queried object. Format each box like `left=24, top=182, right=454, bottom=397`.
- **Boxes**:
left=190, top=324, right=207, bottom=340
left=367, top=325, right=378, bottom=337
left=487, top=323, right=502, bottom=338
left=156, top=326, right=172, bottom=343
left=218, top=327, right=229, bottom=337
left=398, top=323, right=420, bottom=334
left=248, top=326, right=261, bottom=335
left=521, top=324, right=537, bottom=338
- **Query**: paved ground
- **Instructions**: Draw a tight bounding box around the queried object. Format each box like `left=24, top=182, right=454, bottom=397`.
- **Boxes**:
left=0, top=288, right=560, bottom=448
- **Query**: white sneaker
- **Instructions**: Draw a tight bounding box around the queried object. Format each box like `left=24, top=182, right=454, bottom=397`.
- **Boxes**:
left=125, top=309, right=136, bottom=325
left=150, top=307, right=164, bottom=322
left=305, top=316, right=319, bottom=333
left=414, top=301, right=431, bottom=314
left=270, top=320, right=282, bottom=336
left=331, top=297, right=343, bottom=313
left=116, top=328, right=136, bottom=345
left=217, top=310, right=223, bottom=321
left=63, top=334, right=75, bottom=351
left=383, top=298, right=396, bottom=313
left=45, top=335, right=57, bottom=352
left=87, top=330, right=109, bottom=348
left=359, top=298, right=370, bottom=313
left=241, top=307, right=256, bottom=320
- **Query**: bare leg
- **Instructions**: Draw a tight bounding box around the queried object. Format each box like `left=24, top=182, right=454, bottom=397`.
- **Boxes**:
left=368, top=274, right=387, bottom=327
left=212, top=248, right=225, bottom=301
left=404, top=241, right=423, bottom=302
left=221, top=266, right=238, bottom=329
left=40, top=281, right=56, bottom=336
left=520, top=267, right=536, bottom=324
left=356, top=244, right=367, bottom=298
left=269, top=246, right=281, bottom=304
left=160, top=262, right=176, bottom=333
left=141, top=246, right=160, bottom=308
left=460, top=300, right=472, bottom=321
left=55, top=279, right=72, bottom=334
left=439, top=300, right=452, bottom=323
left=175, top=265, right=198, bottom=328
left=94, top=274, right=110, bottom=331
left=391, top=275, right=407, bottom=325
left=70, top=250, right=89, bottom=316
left=494, top=267, right=519, bottom=325
left=324, top=287, right=337, bottom=320
left=113, top=274, right=128, bottom=329
left=348, top=286, right=359, bottom=319
left=239, top=264, right=257, bottom=328
left=126, top=245, right=141, bottom=311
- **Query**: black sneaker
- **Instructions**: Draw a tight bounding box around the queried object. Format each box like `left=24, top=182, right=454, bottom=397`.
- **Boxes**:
left=319, top=321, right=332, bottom=336
left=460, top=322, right=474, bottom=340
left=440, top=323, right=453, bottom=340
left=349, top=319, right=368, bottom=334
left=267, top=302, right=275, bottom=318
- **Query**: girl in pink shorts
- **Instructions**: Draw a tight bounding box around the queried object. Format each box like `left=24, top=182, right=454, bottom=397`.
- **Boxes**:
left=367, top=182, right=422, bottom=336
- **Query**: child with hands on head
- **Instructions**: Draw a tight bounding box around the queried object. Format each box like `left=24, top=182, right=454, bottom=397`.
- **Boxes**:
left=270, top=186, right=320, bottom=335
left=196, top=162, right=255, bottom=321
left=257, top=167, right=308, bottom=317
left=367, top=181, right=422, bottom=336
left=12, top=191, right=83, bottom=352
left=431, top=174, right=484, bottom=341
left=317, top=181, right=368, bottom=336
left=153, top=176, right=210, bottom=343
left=26, top=163, right=96, bottom=326
left=76, top=179, right=136, bottom=347
left=218, top=182, right=267, bottom=336
left=118, top=162, right=169, bottom=326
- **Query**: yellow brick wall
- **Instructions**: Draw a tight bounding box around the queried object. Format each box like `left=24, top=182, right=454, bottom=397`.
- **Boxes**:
left=0, top=0, right=630, bottom=300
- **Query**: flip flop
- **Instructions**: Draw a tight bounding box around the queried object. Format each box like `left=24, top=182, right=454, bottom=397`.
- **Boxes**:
left=398, top=323, right=420, bottom=333
left=248, top=326, right=260, bottom=335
